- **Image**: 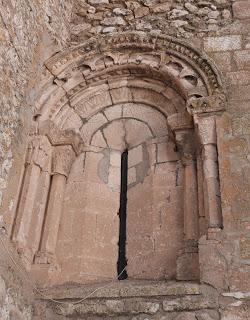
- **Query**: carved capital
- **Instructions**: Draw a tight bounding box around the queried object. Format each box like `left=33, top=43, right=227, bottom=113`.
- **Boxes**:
left=187, top=94, right=226, bottom=115
left=181, top=154, right=196, bottom=166
left=196, top=116, right=216, bottom=145
left=52, top=145, right=75, bottom=177
left=167, top=113, right=193, bottom=132
left=38, top=120, right=84, bottom=155
left=34, top=251, right=54, bottom=264
left=174, top=129, right=197, bottom=163
left=27, top=136, right=52, bottom=171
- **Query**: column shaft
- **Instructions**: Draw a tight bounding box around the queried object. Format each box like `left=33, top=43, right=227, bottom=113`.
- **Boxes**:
left=196, top=116, right=222, bottom=229
left=184, top=159, right=199, bottom=241
left=40, top=173, right=67, bottom=255
left=29, top=171, right=51, bottom=256
left=35, top=144, right=75, bottom=264
left=14, top=164, right=41, bottom=248
left=12, top=136, right=52, bottom=260
left=203, top=144, right=222, bottom=228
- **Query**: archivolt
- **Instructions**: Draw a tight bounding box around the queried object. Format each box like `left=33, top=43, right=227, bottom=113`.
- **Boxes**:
left=10, top=32, right=226, bottom=278
left=33, top=32, right=225, bottom=137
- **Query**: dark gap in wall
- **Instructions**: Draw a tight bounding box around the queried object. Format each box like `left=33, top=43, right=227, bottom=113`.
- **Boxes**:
left=117, top=149, right=128, bottom=280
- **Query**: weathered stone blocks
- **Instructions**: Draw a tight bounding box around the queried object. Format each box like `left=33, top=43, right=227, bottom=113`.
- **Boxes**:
left=232, top=114, right=250, bottom=136
left=234, top=50, right=250, bottom=70
left=240, top=237, right=250, bottom=259
left=233, top=1, right=250, bottom=20
left=204, top=36, right=242, bottom=52
left=162, top=295, right=217, bottom=312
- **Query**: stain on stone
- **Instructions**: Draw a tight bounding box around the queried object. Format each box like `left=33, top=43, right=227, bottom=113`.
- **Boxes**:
left=134, top=143, right=150, bottom=186
left=98, top=149, right=110, bottom=184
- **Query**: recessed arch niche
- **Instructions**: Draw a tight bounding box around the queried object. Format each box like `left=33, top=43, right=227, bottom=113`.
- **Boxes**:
left=9, top=32, right=226, bottom=286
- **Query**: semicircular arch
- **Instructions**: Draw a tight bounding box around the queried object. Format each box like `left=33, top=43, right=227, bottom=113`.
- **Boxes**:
left=34, top=32, right=226, bottom=132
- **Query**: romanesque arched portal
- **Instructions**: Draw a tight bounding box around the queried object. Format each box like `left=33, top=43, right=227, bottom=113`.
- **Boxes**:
left=10, top=32, right=226, bottom=286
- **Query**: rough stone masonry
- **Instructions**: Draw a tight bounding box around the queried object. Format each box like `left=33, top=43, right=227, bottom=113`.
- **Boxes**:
left=0, top=0, right=250, bottom=319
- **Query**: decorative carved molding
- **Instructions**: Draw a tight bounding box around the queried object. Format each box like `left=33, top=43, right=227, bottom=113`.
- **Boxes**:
left=45, top=32, right=224, bottom=97
left=32, top=32, right=227, bottom=131
left=101, top=32, right=223, bottom=95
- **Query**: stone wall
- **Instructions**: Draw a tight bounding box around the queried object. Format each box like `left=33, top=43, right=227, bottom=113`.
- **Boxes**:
left=34, top=281, right=250, bottom=320
left=71, top=0, right=233, bottom=41
left=0, top=234, right=34, bottom=320
left=0, top=0, right=73, bottom=209
left=0, top=0, right=73, bottom=318
left=34, top=281, right=221, bottom=320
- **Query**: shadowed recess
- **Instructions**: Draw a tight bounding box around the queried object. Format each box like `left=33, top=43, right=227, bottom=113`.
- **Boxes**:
left=117, top=149, right=128, bottom=280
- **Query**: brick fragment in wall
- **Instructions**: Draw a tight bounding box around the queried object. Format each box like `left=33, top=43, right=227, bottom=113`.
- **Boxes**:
left=233, top=1, right=250, bottom=20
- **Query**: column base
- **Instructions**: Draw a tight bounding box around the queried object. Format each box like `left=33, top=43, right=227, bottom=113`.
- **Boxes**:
left=207, top=227, right=222, bottom=240
left=15, top=245, right=34, bottom=271
left=34, top=251, right=57, bottom=265
left=32, top=251, right=61, bottom=287
left=176, top=240, right=200, bottom=281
